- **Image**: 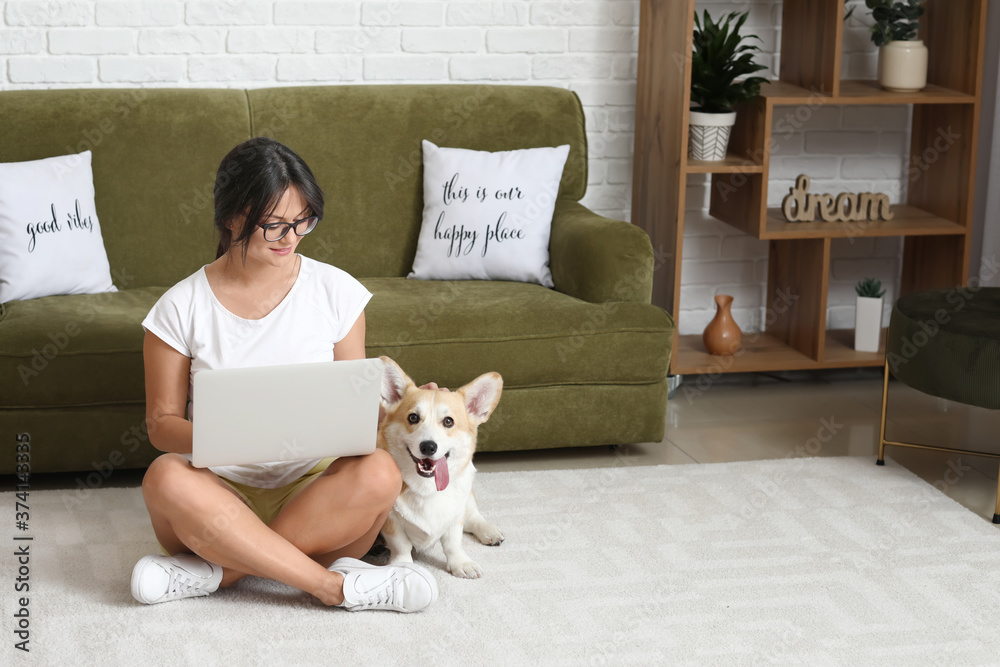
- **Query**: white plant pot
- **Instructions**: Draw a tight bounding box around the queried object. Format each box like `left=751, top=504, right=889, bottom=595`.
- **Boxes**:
left=854, top=296, right=884, bottom=353
left=688, top=110, right=737, bottom=161
left=877, top=40, right=928, bottom=93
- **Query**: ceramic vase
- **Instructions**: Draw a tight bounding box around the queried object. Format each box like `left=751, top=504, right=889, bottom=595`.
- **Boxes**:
left=689, top=110, right=737, bottom=161
left=854, top=295, right=883, bottom=353
left=703, top=294, right=742, bottom=356
left=877, top=40, right=928, bottom=93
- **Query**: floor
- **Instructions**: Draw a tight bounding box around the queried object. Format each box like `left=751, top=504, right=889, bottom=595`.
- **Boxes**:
left=25, top=368, right=1000, bottom=525
left=475, top=367, right=1000, bottom=525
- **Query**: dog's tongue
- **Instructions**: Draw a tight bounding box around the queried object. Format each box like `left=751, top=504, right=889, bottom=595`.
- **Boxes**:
left=432, top=457, right=449, bottom=491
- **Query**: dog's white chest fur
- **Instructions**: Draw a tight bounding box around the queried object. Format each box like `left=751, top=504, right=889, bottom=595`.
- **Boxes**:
left=392, top=469, right=474, bottom=550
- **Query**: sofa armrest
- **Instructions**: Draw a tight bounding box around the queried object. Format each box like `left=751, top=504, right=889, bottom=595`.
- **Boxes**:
left=549, top=200, right=657, bottom=304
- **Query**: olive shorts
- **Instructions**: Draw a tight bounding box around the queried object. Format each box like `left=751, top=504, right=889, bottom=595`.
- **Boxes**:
left=158, top=457, right=337, bottom=556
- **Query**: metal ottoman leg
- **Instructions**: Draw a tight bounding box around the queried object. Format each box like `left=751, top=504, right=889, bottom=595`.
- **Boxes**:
left=993, top=466, right=1000, bottom=524
left=877, top=358, right=889, bottom=466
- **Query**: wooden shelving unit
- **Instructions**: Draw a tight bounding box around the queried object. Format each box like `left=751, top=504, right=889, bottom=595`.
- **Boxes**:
left=631, top=0, right=988, bottom=375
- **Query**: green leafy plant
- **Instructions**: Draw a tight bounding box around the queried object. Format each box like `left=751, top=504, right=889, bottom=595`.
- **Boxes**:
left=866, top=0, right=924, bottom=47
left=691, top=10, right=769, bottom=114
left=844, top=0, right=856, bottom=21
left=855, top=277, right=886, bottom=298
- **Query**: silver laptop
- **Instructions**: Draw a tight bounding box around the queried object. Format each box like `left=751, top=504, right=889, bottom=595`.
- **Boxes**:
left=191, top=358, right=384, bottom=468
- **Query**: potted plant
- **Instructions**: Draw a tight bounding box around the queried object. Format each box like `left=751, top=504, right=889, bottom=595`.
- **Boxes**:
left=854, top=277, right=886, bottom=352
left=689, top=10, right=768, bottom=161
left=866, top=0, right=927, bottom=93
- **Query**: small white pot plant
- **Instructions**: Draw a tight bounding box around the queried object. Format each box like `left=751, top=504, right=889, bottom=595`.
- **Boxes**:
left=854, top=277, right=886, bottom=353
left=867, top=0, right=928, bottom=93
left=689, top=10, right=769, bottom=161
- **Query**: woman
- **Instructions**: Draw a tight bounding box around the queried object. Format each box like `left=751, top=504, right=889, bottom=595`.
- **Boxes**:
left=131, top=137, right=437, bottom=613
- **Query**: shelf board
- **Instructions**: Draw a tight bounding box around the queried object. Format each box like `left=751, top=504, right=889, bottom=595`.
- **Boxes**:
left=759, top=79, right=976, bottom=105
left=824, top=328, right=886, bottom=366
left=762, top=205, right=967, bottom=240
left=672, top=331, right=817, bottom=374
left=685, top=155, right=764, bottom=174
left=671, top=329, right=886, bottom=375
left=837, top=79, right=975, bottom=104
left=759, top=80, right=833, bottom=104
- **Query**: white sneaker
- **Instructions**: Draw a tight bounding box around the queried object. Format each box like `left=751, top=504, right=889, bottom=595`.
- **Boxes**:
left=330, top=557, right=438, bottom=613
left=131, top=554, right=223, bottom=605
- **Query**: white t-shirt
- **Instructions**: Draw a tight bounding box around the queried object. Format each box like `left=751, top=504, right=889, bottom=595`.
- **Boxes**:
left=141, top=255, right=373, bottom=488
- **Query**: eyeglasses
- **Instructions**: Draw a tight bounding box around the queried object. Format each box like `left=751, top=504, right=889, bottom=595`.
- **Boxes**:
left=257, top=215, right=320, bottom=242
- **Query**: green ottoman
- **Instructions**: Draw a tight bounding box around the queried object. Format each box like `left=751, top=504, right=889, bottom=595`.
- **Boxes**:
left=877, top=287, right=1000, bottom=523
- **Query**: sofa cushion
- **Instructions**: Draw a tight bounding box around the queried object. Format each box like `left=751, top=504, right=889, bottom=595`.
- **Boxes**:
left=1, top=278, right=671, bottom=409
left=361, top=277, right=673, bottom=390
left=408, top=140, right=569, bottom=287
left=0, top=150, right=118, bottom=303
left=0, top=287, right=165, bottom=408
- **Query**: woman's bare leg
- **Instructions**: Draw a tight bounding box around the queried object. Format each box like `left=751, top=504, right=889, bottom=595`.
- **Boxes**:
left=141, top=453, right=346, bottom=605
left=267, top=449, right=400, bottom=566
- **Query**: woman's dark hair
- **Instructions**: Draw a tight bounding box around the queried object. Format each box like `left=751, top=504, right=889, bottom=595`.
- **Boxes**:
left=213, top=137, right=324, bottom=260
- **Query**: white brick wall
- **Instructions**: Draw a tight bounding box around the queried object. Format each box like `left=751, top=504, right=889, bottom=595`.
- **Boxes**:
left=361, top=2, right=443, bottom=27
left=138, top=28, right=223, bottom=55
left=273, top=2, right=357, bottom=26
left=446, top=2, right=528, bottom=27
left=95, top=2, right=184, bottom=27
left=487, top=28, right=564, bottom=53
left=449, top=54, right=529, bottom=80
left=0, top=0, right=916, bottom=338
left=5, top=1, right=92, bottom=26
left=315, top=27, right=400, bottom=53
left=401, top=27, right=481, bottom=53
left=49, top=28, right=133, bottom=54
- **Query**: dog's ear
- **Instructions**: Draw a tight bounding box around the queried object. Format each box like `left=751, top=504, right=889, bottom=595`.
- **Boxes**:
left=379, top=356, right=414, bottom=410
left=457, top=372, right=503, bottom=426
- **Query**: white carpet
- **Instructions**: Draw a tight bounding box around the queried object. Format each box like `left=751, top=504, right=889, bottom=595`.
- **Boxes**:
left=4, top=456, right=1000, bottom=665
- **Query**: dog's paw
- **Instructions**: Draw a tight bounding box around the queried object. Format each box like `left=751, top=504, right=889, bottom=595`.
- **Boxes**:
left=474, top=524, right=505, bottom=547
left=447, top=559, right=483, bottom=579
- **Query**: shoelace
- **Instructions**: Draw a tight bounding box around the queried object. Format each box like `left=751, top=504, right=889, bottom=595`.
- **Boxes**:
left=164, top=570, right=209, bottom=601
left=352, top=573, right=402, bottom=610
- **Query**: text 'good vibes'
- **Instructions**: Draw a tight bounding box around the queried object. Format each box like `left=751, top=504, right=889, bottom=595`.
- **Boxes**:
left=25, top=200, right=94, bottom=253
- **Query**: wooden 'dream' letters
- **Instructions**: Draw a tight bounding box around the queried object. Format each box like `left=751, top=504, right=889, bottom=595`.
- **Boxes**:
left=782, top=174, right=894, bottom=223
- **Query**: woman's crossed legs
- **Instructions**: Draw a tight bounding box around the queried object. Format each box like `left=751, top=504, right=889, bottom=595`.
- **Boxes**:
left=140, top=449, right=401, bottom=606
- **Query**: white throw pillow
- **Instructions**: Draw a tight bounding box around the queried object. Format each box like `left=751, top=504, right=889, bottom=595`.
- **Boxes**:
left=0, top=151, right=117, bottom=302
left=408, top=140, right=570, bottom=287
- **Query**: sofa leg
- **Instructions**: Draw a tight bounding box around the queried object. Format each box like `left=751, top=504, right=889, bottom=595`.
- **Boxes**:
left=667, top=374, right=683, bottom=398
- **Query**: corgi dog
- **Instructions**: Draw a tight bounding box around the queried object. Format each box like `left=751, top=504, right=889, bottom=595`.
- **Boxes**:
left=377, top=356, right=505, bottom=578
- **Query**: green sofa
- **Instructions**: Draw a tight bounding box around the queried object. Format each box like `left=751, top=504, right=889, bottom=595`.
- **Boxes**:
left=0, top=84, right=674, bottom=475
